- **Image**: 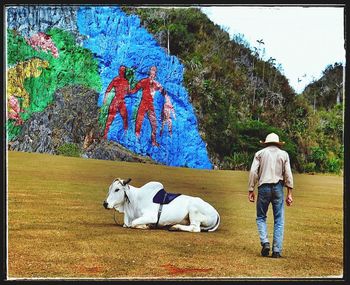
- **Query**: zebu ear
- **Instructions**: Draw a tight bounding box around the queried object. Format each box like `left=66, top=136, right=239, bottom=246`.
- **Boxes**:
left=122, top=178, right=132, bottom=186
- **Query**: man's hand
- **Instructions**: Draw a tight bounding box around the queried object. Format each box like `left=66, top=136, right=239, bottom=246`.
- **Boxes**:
left=286, top=188, right=293, bottom=206
left=248, top=191, right=255, bottom=202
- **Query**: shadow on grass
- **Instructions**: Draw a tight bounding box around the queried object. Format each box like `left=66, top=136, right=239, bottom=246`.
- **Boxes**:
left=77, top=222, right=122, bottom=228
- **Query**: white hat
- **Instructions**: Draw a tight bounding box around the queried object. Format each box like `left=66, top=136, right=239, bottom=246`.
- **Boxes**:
left=260, top=133, right=285, bottom=146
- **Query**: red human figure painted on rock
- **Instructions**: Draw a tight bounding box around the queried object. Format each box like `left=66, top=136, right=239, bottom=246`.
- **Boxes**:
left=103, top=65, right=130, bottom=139
left=160, top=93, right=176, bottom=136
left=129, top=66, right=165, bottom=147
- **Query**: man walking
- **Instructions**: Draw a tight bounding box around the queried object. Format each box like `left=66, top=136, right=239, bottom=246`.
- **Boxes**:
left=248, top=133, right=293, bottom=258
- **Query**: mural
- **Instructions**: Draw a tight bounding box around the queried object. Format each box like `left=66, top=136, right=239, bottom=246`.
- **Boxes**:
left=7, top=58, right=49, bottom=109
left=160, top=93, right=176, bottom=137
left=8, top=95, right=23, bottom=126
left=7, top=58, right=49, bottom=125
left=128, top=65, right=166, bottom=147
left=103, top=65, right=130, bottom=137
left=6, top=5, right=212, bottom=169
left=102, top=64, right=175, bottom=147
left=26, top=32, right=59, bottom=58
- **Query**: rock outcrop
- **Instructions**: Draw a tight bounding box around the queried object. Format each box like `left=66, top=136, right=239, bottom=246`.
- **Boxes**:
left=7, top=6, right=213, bottom=169
left=8, top=85, right=156, bottom=164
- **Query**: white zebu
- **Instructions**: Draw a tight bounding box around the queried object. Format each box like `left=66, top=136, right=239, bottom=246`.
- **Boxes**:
left=103, top=178, right=220, bottom=232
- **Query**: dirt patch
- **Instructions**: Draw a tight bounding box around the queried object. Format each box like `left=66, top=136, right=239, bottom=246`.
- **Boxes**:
left=161, top=263, right=213, bottom=275
left=75, top=264, right=104, bottom=274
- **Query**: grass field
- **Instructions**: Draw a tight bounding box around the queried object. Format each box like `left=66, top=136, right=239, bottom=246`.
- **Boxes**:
left=7, top=151, right=344, bottom=279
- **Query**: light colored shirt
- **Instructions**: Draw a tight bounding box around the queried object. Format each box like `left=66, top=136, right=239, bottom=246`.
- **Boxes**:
left=248, top=145, right=293, bottom=191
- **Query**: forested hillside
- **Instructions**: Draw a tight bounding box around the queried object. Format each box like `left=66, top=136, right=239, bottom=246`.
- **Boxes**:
left=123, top=7, right=344, bottom=173
left=298, top=63, right=344, bottom=173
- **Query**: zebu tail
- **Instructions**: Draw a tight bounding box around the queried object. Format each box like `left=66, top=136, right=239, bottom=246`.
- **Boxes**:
left=201, top=212, right=220, bottom=232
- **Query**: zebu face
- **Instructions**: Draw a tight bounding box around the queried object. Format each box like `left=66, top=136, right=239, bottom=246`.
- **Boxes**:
left=103, top=178, right=131, bottom=209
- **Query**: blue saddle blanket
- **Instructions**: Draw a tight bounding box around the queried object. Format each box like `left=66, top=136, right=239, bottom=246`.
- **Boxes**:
left=153, top=189, right=181, bottom=204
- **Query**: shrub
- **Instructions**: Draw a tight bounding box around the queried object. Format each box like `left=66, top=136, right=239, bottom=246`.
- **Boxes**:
left=307, top=146, right=343, bottom=173
left=57, top=143, right=81, bottom=157
left=326, top=157, right=342, bottom=174
left=222, top=152, right=253, bottom=170
left=309, top=146, right=327, bottom=172
left=304, top=162, right=316, bottom=173
left=234, top=119, right=298, bottom=169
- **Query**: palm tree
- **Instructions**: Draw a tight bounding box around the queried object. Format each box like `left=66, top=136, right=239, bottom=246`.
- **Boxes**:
left=256, top=39, right=266, bottom=82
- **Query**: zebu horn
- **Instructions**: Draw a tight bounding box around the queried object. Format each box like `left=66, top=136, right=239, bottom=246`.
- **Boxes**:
left=122, top=178, right=132, bottom=186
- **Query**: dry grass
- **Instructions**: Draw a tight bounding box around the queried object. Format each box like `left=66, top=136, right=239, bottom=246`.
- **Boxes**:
left=7, top=151, right=343, bottom=279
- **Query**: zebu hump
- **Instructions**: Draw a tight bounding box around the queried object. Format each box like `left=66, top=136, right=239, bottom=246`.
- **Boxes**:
left=140, top=181, right=164, bottom=192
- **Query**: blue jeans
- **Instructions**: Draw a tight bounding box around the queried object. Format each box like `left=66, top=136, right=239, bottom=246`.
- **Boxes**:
left=256, top=181, right=285, bottom=253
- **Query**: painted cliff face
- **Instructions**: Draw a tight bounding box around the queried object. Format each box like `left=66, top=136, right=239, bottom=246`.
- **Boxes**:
left=7, top=58, right=49, bottom=108
left=26, top=32, right=59, bottom=58
left=6, top=5, right=212, bottom=169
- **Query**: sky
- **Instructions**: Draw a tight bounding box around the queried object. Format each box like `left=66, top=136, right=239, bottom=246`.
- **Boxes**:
left=201, top=6, right=345, bottom=94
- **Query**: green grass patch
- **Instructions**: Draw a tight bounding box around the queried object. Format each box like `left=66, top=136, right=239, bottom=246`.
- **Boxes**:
left=57, top=143, right=82, bottom=158
left=7, top=151, right=343, bottom=279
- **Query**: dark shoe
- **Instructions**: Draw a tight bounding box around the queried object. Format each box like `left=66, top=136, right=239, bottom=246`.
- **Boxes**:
left=261, top=242, right=270, bottom=257
left=272, top=252, right=282, bottom=258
